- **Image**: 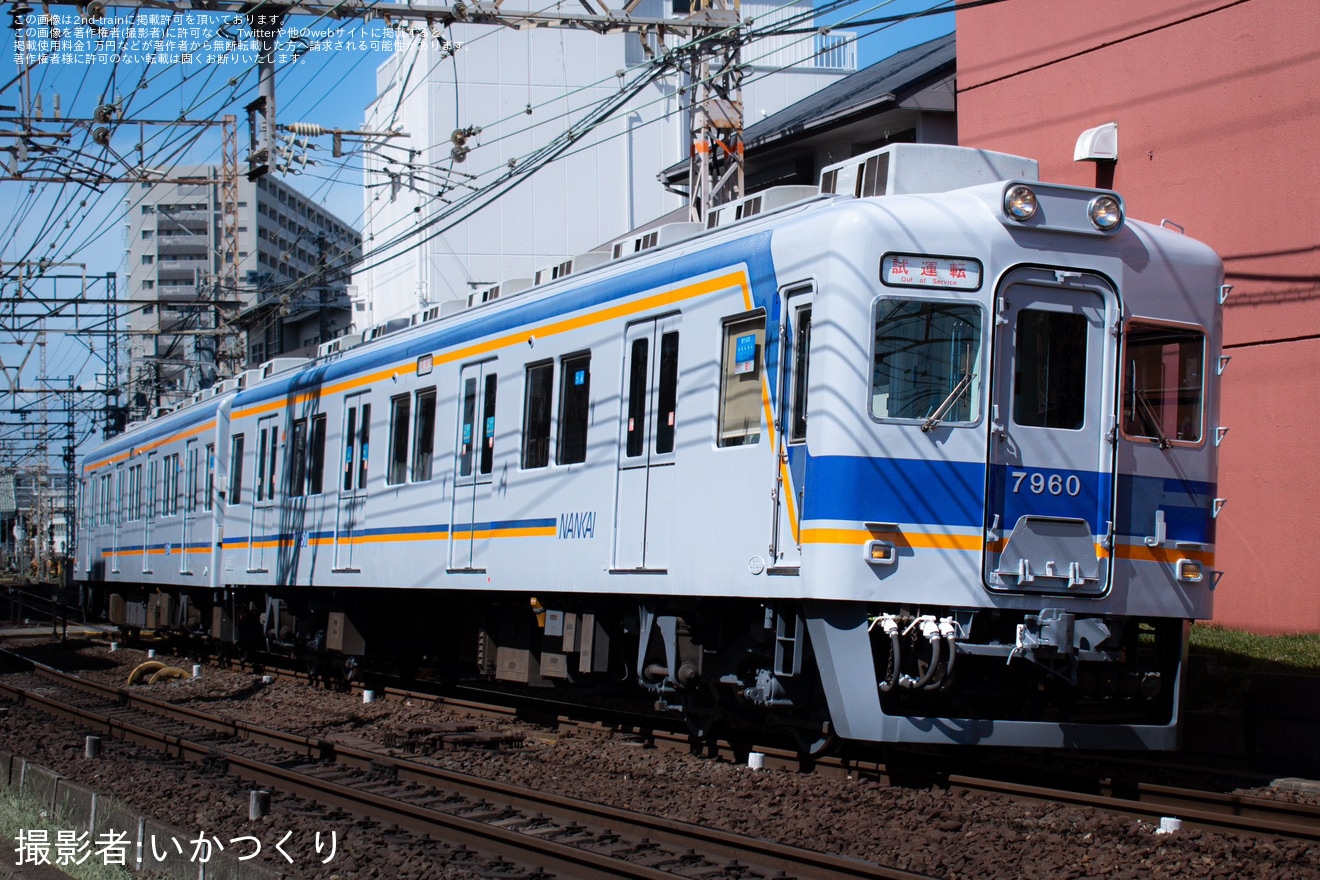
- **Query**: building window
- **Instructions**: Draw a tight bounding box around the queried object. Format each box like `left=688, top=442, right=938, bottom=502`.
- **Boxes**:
left=557, top=353, right=591, bottom=465
left=718, top=314, right=764, bottom=447
left=141, top=230, right=154, bottom=239
left=141, top=254, right=154, bottom=265
left=521, top=362, right=553, bottom=469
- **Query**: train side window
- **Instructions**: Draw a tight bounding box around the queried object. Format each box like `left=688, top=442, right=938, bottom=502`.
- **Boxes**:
left=387, top=394, right=411, bottom=485
left=871, top=300, right=981, bottom=424
left=229, top=434, right=245, bottom=503
left=1014, top=309, right=1087, bottom=430
left=1122, top=322, right=1205, bottom=444
left=186, top=445, right=198, bottom=512
left=625, top=338, right=648, bottom=458
left=308, top=414, right=327, bottom=494
left=255, top=431, right=267, bottom=502
left=146, top=459, right=156, bottom=519
left=656, top=331, right=679, bottom=454
left=789, top=308, right=812, bottom=444
left=459, top=377, right=477, bottom=477
left=718, top=314, right=765, bottom=447
left=288, top=418, right=308, bottom=497
left=342, top=407, right=357, bottom=491
left=412, top=389, right=436, bottom=482
left=557, top=353, right=591, bottom=465
left=522, top=361, right=553, bottom=469
left=204, top=444, right=215, bottom=511
left=342, top=401, right=371, bottom=491
left=128, top=464, right=142, bottom=522
left=480, top=373, right=497, bottom=475
left=164, top=452, right=180, bottom=516
left=357, top=404, right=371, bottom=490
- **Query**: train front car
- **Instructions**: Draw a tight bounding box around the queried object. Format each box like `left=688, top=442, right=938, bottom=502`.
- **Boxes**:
left=790, top=164, right=1223, bottom=749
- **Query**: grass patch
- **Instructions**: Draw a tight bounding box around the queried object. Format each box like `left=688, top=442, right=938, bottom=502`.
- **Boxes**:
left=1185, top=623, right=1320, bottom=712
left=0, top=785, right=136, bottom=880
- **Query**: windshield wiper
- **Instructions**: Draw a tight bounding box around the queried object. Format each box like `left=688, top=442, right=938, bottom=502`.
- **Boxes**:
left=922, top=346, right=974, bottom=433
left=1134, top=388, right=1171, bottom=449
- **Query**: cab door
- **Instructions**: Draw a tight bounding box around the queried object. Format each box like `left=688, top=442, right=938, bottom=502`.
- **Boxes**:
left=770, top=286, right=812, bottom=571
left=984, top=268, right=1118, bottom=595
left=612, top=315, right=680, bottom=571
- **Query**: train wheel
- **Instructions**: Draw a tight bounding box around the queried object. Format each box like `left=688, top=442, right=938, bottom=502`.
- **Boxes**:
left=792, top=724, right=837, bottom=759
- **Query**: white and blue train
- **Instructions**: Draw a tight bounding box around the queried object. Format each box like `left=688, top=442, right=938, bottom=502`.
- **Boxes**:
left=77, top=144, right=1224, bottom=751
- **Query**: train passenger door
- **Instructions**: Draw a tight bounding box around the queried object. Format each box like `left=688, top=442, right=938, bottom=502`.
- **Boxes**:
left=335, top=392, right=370, bottom=571
left=983, top=268, right=1118, bottom=595
left=181, top=439, right=198, bottom=575
left=770, top=286, right=812, bottom=571
left=613, top=315, right=680, bottom=571
left=451, top=361, right=497, bottom=571
left=248, top=416, right=278, bottom=572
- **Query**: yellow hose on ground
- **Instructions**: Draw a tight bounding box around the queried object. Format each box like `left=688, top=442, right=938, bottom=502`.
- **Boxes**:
left=147, top=666, right=190, bottom=684
left=126, top=660, right=166, bottom=685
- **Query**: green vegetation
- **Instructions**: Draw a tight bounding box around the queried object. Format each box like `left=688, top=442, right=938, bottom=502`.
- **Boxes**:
left=1185, top=623, right=1320, bottom=713
left=1189, top=623, right=1320, bottom=672
left=0, top=785, right=136, bottom=880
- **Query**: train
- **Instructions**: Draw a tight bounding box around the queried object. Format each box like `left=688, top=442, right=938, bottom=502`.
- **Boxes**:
left=76, top=143, right=1225, bottom=752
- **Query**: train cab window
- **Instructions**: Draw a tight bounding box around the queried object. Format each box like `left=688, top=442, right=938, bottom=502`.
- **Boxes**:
left=387, top=394, right=411, bottom=485
left=288, top=418, right=309, bottom=497
left=522, top=362, right=553, bottom=469
left=1014, top=309, right=1087, bottom=430
left=411, top=389, right=436, bottom=482
left=871, top=300, right=981, bottom=424
left=1122, top=322, right=1205, bottom=445
left=718, top=314, right=765, bottom=447
left=308, top=415, right=327, bottom=494
left=229, top=434, right=245, bottom=503
left=557, top=353, right=591, bottom=465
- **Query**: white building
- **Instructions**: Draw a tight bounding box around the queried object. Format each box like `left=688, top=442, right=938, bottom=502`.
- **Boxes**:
left=355, top=0, right=854, bottom=325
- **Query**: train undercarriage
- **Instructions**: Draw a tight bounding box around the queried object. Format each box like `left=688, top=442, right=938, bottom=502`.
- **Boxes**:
left=94, top=585, right=1184, bottom=752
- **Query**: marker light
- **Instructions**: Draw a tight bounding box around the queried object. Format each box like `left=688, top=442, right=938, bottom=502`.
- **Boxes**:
left=1176, top=559, right=1204, bottom=583
left=865, top=540, right=896, bottom=566
left=1003, top=185, right=1038, bottom=221
left=1088, top=195, right=1123, bottom=231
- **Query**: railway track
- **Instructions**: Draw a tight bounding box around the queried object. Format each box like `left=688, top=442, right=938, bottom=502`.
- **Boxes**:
left=0, top=650, right=936, bottom=880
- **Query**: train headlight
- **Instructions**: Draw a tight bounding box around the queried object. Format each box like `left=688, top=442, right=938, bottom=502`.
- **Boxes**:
left=865, top=540, right=896, bottom=566
left=1175, top=558, right=1204, bottom=583
left=1003, top=185, right=1038, bottom=221
left=1088, top=195, right=1123, bottom=231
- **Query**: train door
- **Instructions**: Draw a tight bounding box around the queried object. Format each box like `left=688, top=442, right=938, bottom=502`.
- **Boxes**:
left=451, top=361, right=497, bottom=571
left=983, top=268, right=1118, bottom=595
left=335, top=392, right=370, bottom=571
left=770, top=286, right=812, bottom=571
left=143, top=454, right=157, bottom=574
left=111, top=467, right=122, bottom=574
left=181, top=439, right=198, bottom=575
left=612, top=315, right=680, bottom=571
left=248, top=416, right=278, bottom=572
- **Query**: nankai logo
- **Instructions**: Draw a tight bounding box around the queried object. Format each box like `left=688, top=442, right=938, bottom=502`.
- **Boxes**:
left=558, top=511, right=596, bottom=539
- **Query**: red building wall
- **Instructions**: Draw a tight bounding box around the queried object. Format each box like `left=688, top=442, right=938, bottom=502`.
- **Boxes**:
left=955, top=0, right=1320, bottom=633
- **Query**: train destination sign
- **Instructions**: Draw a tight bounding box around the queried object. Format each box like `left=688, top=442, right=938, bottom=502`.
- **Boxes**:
left=881, top=254, right=982, bottom=290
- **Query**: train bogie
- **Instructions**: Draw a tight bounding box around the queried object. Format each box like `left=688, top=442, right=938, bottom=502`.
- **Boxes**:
left=77, top=144, right=1223, bottom=751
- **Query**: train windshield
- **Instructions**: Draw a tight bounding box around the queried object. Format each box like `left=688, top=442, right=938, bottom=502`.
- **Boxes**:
left=1122, top=322, right=1205, bottom=445
left=871, top=299, right=982, bottom=424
